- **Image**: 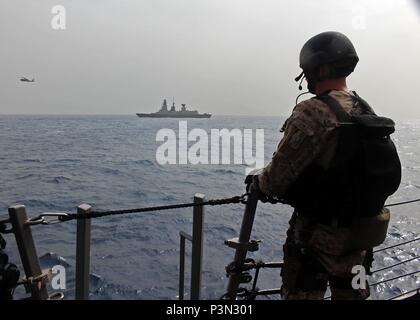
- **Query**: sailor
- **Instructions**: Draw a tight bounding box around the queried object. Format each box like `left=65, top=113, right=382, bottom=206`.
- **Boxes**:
left=0, top=234, right=20, bottom=299
left=248, top=31, right=401, bottom=300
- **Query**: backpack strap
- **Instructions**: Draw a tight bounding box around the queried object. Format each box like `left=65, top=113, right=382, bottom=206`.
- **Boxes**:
left=351, top=91, right=376, bottom=115
left=315, top=94, right=352, bottom=123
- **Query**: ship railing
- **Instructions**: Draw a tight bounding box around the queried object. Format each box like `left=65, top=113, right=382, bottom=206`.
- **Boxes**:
left=0, top=193, right=245, bottom=300
left=0, top=193, right=419, bottom=300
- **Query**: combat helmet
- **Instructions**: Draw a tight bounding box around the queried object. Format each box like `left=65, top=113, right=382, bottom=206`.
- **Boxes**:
left=295, top=31, right=359, bottom=91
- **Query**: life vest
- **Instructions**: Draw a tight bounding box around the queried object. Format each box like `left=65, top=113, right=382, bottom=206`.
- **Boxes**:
left=283, top=92, right=402, bottom=220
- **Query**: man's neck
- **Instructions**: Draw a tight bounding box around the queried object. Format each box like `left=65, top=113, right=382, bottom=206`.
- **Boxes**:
left=314, top=78, right=348, bottom=96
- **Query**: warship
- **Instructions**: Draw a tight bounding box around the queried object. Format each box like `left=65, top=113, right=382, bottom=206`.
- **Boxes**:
left=136, top=99, right=211, bottom=118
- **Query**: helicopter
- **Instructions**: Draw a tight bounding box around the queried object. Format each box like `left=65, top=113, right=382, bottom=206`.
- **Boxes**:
left=20, top=77, right=35, bottom=82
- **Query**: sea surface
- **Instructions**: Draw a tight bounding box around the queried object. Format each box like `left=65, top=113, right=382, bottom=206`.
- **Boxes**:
left=0, top=115, right=419, bottom=300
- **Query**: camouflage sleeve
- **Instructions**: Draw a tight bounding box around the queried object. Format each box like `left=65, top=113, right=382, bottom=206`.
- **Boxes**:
left=258, top=99, right=336, bottom=198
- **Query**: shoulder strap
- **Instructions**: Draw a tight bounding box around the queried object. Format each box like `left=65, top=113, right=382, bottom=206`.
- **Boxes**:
left=351, top=91, right=376, bottom=115
left=315, top=94, right=351, bottom=123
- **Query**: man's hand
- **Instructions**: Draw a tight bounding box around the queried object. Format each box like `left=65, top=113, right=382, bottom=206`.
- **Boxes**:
left=244, top=169, right=263, bottom=193
left=244, top=169, right=271, bottom=202
left=244, top=169, right=281, bottom=204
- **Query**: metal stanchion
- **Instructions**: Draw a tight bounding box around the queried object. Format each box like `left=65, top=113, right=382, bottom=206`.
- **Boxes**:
left=75, top=204, right=91, bottom=300
left=8, top=205, right=49, bottom=299
left=190, top=193, right=205, bottom=300
left=225, top=188, right=259, bottom=300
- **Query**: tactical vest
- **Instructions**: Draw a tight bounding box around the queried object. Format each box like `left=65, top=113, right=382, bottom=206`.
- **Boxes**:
left=284, top=92, right=402, bottom=220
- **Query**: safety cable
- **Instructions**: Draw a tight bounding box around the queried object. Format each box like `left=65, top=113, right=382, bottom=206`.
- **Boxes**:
left=2, top=195, right=419, bottom=228
left=324, top=270, right=420, bottom=300
left=370, top=270, right=420, bottom=287
left=385, top=198, right=420, bottom=207
left=388, top=287, right=420, bottom=300
left=373, top=237, right=420, bottom=253
left=371, top=255, right=420, bottom=274
left=57, top=193, right=249, bottom=223
left=20, top=195, right=420, bottom=226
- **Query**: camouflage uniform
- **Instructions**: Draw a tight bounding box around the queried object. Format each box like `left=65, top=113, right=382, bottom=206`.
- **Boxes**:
left=259, top=90, right=372, bottom=300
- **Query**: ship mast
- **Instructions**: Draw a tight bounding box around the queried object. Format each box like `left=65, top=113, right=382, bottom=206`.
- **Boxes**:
left=170, top=97, right=176, bottom=112
left=161, top=99, right=168, bottom=112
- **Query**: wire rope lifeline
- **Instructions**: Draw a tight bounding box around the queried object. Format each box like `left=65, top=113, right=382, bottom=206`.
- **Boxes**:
left=58, top=195, right=420, bottom=222
left=53, top=193, right=250, bottom=223
left=373, top=237, right=420, bottom=253
left=10, top=194, right=420, bottom=227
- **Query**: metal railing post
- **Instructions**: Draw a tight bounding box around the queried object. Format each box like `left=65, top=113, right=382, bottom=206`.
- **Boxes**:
left=225, top=188, right=259, bottom=300
left=178, top=231, right=193, bottom=300
left=179, top=234, right=186, bottom=300
left=8, top=205, right=49, bottom=300
left=75, top=203, right=91, bottom=300
left=190, top=193, right=205, bottom=300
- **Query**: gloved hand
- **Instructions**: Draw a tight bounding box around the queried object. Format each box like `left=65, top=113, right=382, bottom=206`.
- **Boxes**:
left=244, top=169, right=263, bottom=193
left=244, top=169, right=281, bottom=204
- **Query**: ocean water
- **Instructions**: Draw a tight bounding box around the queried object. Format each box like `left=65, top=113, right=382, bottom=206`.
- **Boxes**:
left=0, top=115, right=419, bottom=300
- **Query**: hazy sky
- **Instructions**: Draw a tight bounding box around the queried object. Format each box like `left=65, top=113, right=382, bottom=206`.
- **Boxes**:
left=0, top=0, right=419, bottom=118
